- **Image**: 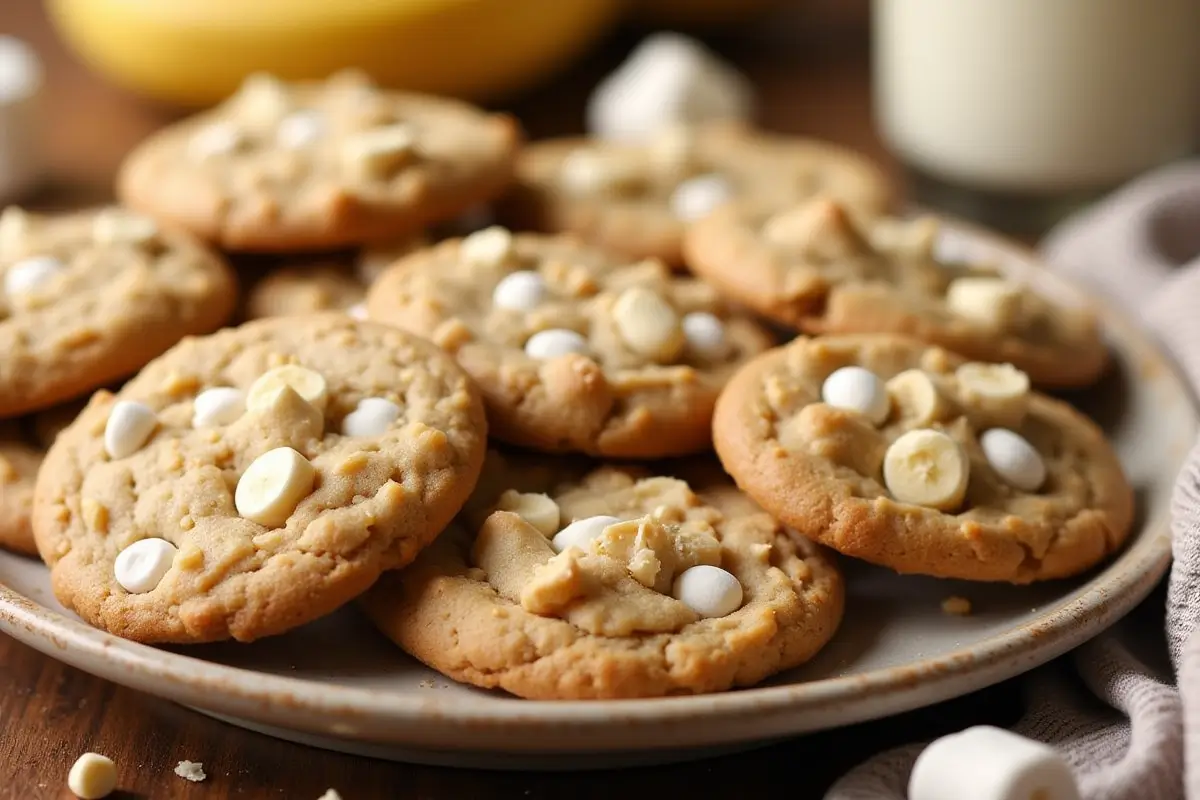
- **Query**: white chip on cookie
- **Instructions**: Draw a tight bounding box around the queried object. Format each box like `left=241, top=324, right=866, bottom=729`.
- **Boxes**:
left=92, top=209, right=158, bottom=246
left=492, top=270, right=547, bottom=311
left=980, top=428, right=1046, bottom=492
left=187, top=121, right=245, bottom=162
left=497, top=490, right=560, bottom=536
left=191, top=387, right=245, bottom=427
left=114, top=537, right=178, bottom=594
left=347, top=302, right=368, bottom=321
left=461, top=226, right=514, bottom=267
left=4, top=254, right=63, bottom=297
left=104, top=400, right=158, bottom=459
left=946, top=277, right=1023, bottom=330
left=235, top=446, right=317, bottom=528
left=341, top=397, right=402, bottom=437
left=612, top=286, right=684, bottom=362
left=275, top=109, right=326, bottom=149
left=681, top=311, right=730, bottom=361
left=883, top=428, right=969, bottom=510
left=559, top=149, right=643, bottom=195
left=67, top=752, right=117, bottom=800
left=551, top=515, right=620, bottom=553
left=342, top=124, right=418, bottom=179
left=821, top=366, right=890, bottom=425
left=247, top=364, right=328, bottom=414
left=524, top=328, right=589, bottom=360
left=234, top=72, right=291, bottom=124
left=0, top=206, right=29, bottom=255
left=669, top=174, right=733, bottom=222
left=671, top=564, right=743, bottom=618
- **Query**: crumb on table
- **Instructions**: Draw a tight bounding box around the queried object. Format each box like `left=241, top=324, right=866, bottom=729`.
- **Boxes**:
left=174, top=760, right=206, bottom=783
left=941, top=596, right=972, bottom=616
left=318, top=790, right=343, bottom=800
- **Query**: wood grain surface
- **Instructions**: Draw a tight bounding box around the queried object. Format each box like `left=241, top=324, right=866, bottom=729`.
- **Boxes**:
left=0, top=2, right=1034, bottom=797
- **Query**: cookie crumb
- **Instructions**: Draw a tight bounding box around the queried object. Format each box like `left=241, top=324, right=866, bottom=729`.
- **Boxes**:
left=318, top=791, right=343, bottom=800
left=941, top=596, right=972, bottom=616
left=419, top=679, right=437, bottom=689
left=174, top=760, right=206, bottom=782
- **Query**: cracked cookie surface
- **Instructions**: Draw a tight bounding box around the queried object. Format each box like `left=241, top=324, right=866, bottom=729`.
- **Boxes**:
left=684, top=198, right=1107, bottom=387
left=361, top=451, right=844, bottom=699
left=713, top=334, right=1133, bottom=583
left=0, top=206, right=236, bottom=417
left=365, top=228, right=774, bottom=458
left=118, top=71, right=521, bottom=252
left=33, top=315, right=487, bottom=644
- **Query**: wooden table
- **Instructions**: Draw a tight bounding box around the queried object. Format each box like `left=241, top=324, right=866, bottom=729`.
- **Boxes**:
left=0, top=3, right=1029, bottom=797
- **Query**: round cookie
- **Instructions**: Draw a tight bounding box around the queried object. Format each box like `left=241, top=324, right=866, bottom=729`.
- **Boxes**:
left=243, top=261, right=368, bottom=321
left=0, top=400, right=85, bottom=554
left=713, top=334, right=1134, bottom=583
left=33, top=314, right=488, bottom=644
left=360, top=451, right=844, bottom=700
left=497, top=122, right=893, bottom=266
left=684, top=198, right=1107, bottom=387
left=0, top=206, right=237, bottom=418
left=117, top=70, right=522, bottom=252
left=365, top=227, right=775, bottom=458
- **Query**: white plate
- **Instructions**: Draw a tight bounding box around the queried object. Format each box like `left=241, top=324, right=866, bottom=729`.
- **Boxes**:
left=0, top=226, right=1188, bottom=769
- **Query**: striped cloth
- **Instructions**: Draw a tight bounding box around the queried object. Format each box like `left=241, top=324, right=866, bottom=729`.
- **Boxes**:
left=827, top=162, right=1200, bottom=800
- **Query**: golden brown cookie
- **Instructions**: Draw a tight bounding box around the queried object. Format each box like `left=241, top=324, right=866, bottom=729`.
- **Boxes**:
left=684, top=198, right=1107, bottom=387
left=361, top=451, right=844, bottom=699
left=365, top=227, right=775, bottom=458
left=712, top=334, right=1133, bottom=583
left=34, top=315, right=487, bottom=644
left=117, top=71, right=522, bottom=252
left=0, top=400, right=85, bottom=555
left=0, top=206, right=237, bottom=418
left=497, top=123, right=893, bottom=266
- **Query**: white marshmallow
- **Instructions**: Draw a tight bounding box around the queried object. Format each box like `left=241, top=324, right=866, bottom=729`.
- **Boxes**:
left=821, top=366, right=891, bottom=425
left=672, top=564, right=743, bottom=618
left=909, top=725, right=1080, bottom=800
left=104, top=401, right=158, bottom=459
left=4, top=254, right=62, bottom=296
left=551, top=515, right=620, bottom=553
left=67, top=752, right=118, bottom=800
left=681, top=311, right=730, bottom=360
left=235, top=446, right=317, bottom=528
left=981, top=428, right=1047, bottom=492
left=524, top=329, right=589, bottom=360
left=492, top=271, right=547, bottom=312
left=341, top=397, right=402, bottom=437
left=191, top=387, right=245, bottom=428
left=0, top=37, right=44, bottom=203
left=188, top=121, right=245, bottom=161
left=669, top=174, right=733, bottom=222
left=276, top=109, right=326, bottom=149
left=586, top=33, right=753, bottom=141
left=347, top=302, right=368, bottom=320
left=114, top=538, right=178, bottom=594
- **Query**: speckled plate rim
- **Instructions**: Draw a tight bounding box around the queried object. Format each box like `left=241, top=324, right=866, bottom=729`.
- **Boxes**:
left=0, top=222, right=1186, bottom=755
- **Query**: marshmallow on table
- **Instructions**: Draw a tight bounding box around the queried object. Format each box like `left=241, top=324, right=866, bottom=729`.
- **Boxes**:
left=586, top=33, right=754, bottom=141
left=0, top=37, right=43, bottom=203
left=67, top=752, right=118, bottom=800
left=909, top=725, right=1080, bottom=800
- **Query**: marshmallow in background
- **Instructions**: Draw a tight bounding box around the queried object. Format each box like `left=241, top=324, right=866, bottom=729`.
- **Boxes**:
left=0, top=37, right=42, bottom=203
left=908, top=726, right=1080, bottom=800
left=586, top=33, right=753, bottom=142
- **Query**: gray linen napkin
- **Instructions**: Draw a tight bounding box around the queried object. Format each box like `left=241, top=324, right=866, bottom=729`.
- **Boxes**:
left=827, top=161, right=1200, bottom=800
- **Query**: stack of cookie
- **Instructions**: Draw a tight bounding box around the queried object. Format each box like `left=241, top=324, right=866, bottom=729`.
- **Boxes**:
left=0, top=58, right=1132, bottom=703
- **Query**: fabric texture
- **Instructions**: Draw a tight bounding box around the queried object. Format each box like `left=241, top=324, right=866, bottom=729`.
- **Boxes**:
left=827, top=161, right=1200, bottom=800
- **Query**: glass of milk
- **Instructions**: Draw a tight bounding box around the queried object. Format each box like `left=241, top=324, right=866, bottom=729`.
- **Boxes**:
left=873, top=0, right=1200, bottom=231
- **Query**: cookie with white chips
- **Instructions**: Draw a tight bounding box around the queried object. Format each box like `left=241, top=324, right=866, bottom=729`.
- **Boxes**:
left=33, top=314, right=487, bottom=643
left=365, top=227, right=774, bottom=458
left=361, top=451, right=844, bottom=699
left=713, top=334, right=1132, bottom=583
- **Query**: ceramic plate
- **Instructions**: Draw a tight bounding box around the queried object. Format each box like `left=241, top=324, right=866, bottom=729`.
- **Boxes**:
left=0, top=225, right=1188, bottom=769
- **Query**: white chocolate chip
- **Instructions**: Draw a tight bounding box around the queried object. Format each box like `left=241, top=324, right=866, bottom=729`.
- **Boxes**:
left=946, top=277, right=1023, bottom=330
left=235, top=446, right=317, bottom=528
left=669, top=174, right=733, bottom=222
left=104, top=400, right=158, bottom=459
left=492, top=270, right=547, bottom=311
left=681, top=311, right=730, bottom=361
left=4, top=254, right=63, bottom=297
left=246, top=365, right=328, bottom=414
left=113, top=538, right=178, bottom=594
left=671, top=564, right=743, bottom=618
left=0, top=206, right=30, bottom=255
left=187, top=121, right=245, bottom=161
left=342, top=124, right=418, bottom=179
left=67, top=752, right=117, bottom=800
left=92, top=209, right=158, bottom=246
left=461, top=226, right=514, bottom=267
left=347, top=302, right=368, bottom=321
left=551, top=515, right=620, bottom=553
left=883, top=428, right=969, bottom=511
left=191, top=387, right=245, bottom=427
left=908, top=725, right=1080, bottom=800
left=612, top=286, right=684, bottom=362
left=497, top=490, right=561, bottom=536
left=980, top=428, right=1046, bottom=492
left=525, top=328, right=589, bottom=360
left=341, top=397, right=402, bottom=437
left=275, top=109, right=326, bottom=149
left=821, top=366, right=890, bottom=425
left=235, top=72, right=290, bottom=124
left=559, top=149, right=644, bottom=195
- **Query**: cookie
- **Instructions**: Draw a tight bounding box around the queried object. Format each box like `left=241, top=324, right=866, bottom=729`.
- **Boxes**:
left=117, top=70, right=522, bottom=252
left=497, top=122, right=892, bottom=266
left=0, top=206, right=237, bottom=418
left=361, top=451, right=844, bottom=699
left=712, top=334, right=1134, bottom=583
left=684, top=198, right=1107, bottom=387
left=33, top=314, right=488, bottom=644
left=365, top=227, right=775, bottom=457
left=0, top=400, right=84, bottom=554
left=242, top=261, right=368, bottom=321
